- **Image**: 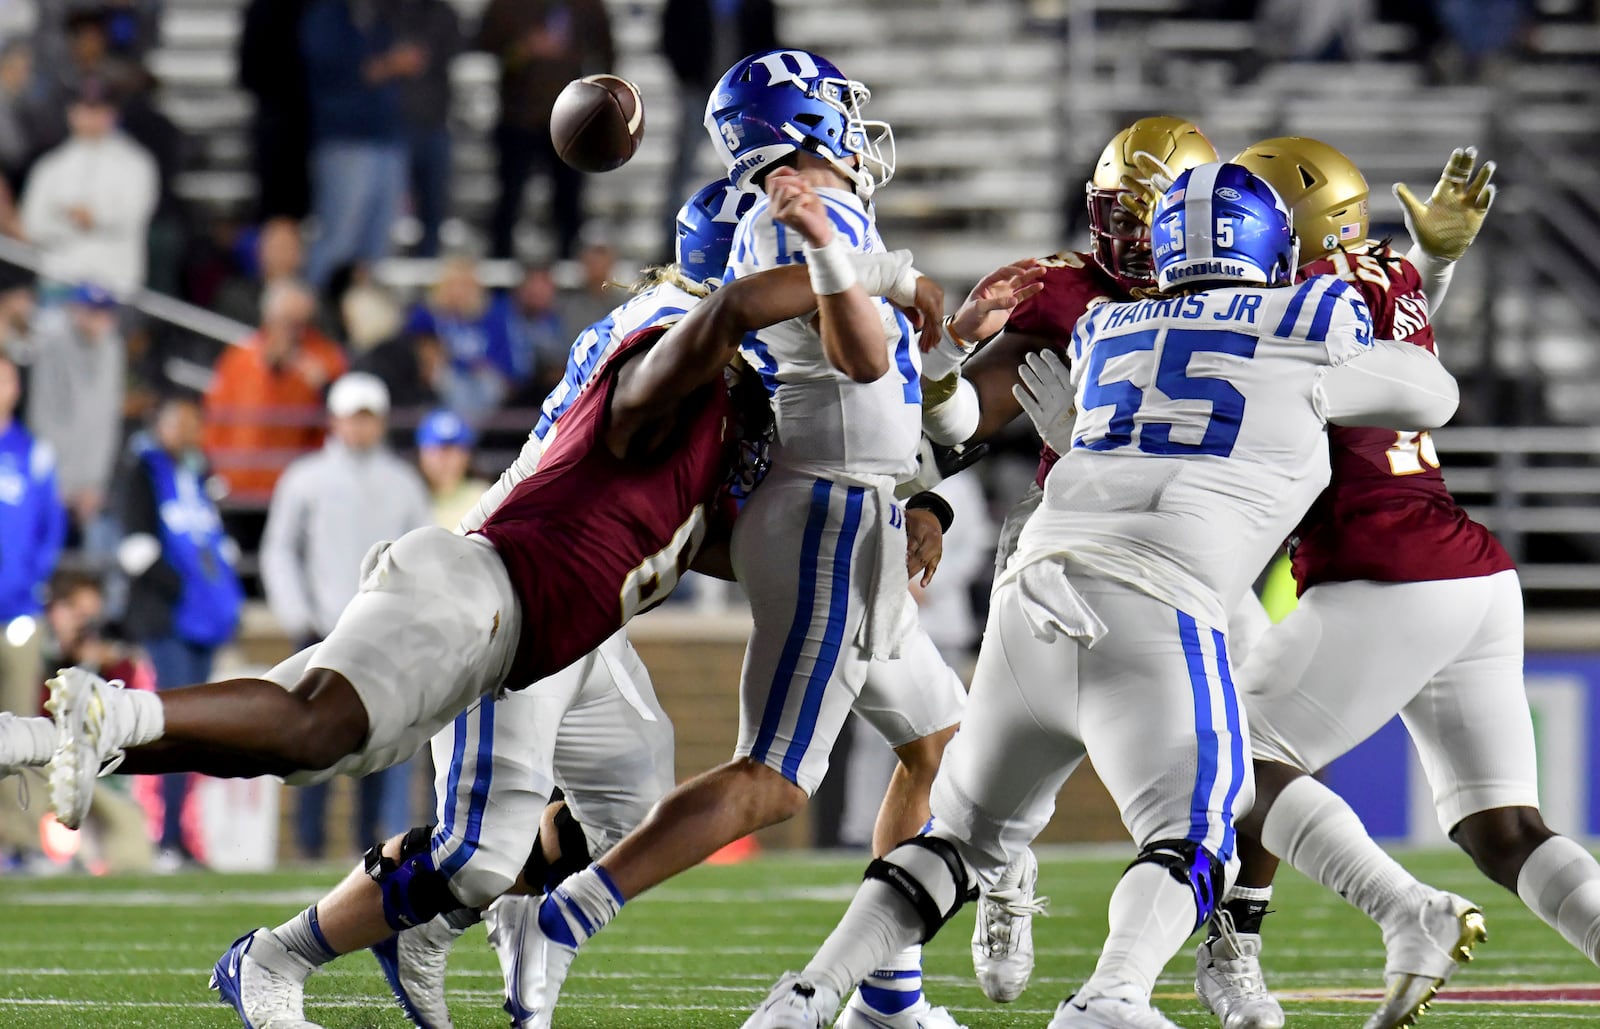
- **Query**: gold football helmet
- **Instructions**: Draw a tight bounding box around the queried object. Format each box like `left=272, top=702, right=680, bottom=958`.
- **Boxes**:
left=1087, top=116, right=1217, bottom=288
left=1232, top=137, right=1369, bottom=265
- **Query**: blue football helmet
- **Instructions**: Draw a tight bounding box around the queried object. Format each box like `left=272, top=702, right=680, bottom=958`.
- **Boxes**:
left=675, top=180, right=757, bottom=286
left=703, top=48, right=895, bottom=196
left=1152, top=162, right=1298, bottom=290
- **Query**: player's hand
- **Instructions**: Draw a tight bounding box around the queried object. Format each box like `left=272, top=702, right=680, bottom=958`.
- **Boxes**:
left=948, top=260, right=1046, bottom=346
left=1116, top=150, right=1177, bottom=225
left=905, top=507, right=944, bottom=587
left=901, top=273, right=946, bottom=353
left=1395, top=147, right=1496, bottom=263
left=766, top=167, right=833, bottom=249
left=1012, top=349, right=1076, bottom=453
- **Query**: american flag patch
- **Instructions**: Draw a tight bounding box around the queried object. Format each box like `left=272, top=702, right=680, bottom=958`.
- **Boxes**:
left=1339, top=222, right=1361, bottom=240
left=1166, top=188, right=1185, bottom=203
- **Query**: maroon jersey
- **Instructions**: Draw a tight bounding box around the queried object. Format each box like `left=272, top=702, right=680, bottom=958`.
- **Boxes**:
left=1289, top=242, right=1514, bottom=593
left=475, top=327, right=736, bottom=686
left=1004, top=251, right=1125, bottom=487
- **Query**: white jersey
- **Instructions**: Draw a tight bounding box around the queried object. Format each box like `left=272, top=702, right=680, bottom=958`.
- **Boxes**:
left=1014, top=275, right=1389, bottom=628
left=460, top=282, right=701, bottom=533
left=727, top=186, right=921, bottom=480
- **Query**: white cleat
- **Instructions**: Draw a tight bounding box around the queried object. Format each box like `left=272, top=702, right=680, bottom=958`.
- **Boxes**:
left=972, top=848, right=1048, bottom=1002
left=44, top=667, right=136, bottom=829
left=210, top=927, right=321, bottom=1029
left=371, top=914, right=466, bottom=1028
left=743, top=972, right=843, bottom=1029
left=487, top=894, right=577, bottom=1029
left=1195, top=911, right=1285, bottom=1029
left=836, top=988, right=966, bottom=1028
left=1047, top=988, right=1183, bottom=1029
left=1364, top=891, right=1487, bottom=1029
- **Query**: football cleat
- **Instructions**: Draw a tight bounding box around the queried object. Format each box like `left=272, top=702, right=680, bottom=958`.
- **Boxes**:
left=743, top=971, right=843, bottom=1029
left=210, top=928, right=321, bottom=1029
left=44, top=667, right=136, bottom=829
left=836, top=989, right=966, bottom=1028
left=1194, top=910, right=1285, bottom=1029
left=487, top=894, right=576, bottom=1029
left=1364, top=891, right=1487, bottom=1029
left=370, top=915, right=466, bottom=1029
left=1047, top=989, right=1183, bottom=1029
left=972, top=848, right=1048, bottom=1002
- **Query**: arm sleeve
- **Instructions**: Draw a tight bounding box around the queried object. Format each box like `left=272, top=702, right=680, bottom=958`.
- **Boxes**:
left=1313, top=338, right=1460, bottom=430
left=458, top=430, right=542, bottom=533
left=258, top=464, right=316, bottom=638
left=1404, top=243, right=1455, bottom=312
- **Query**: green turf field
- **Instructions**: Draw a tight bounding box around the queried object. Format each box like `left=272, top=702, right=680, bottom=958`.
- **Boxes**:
left=1, top=847, right=1596, bottom=1027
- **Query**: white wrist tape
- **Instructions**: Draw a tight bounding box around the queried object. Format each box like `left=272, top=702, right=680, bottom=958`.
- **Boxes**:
left=849, top=250, right=920, bottom=306
left=923, top=376, right=980, bottom=446
left=805, top=234, right=858, bottom=295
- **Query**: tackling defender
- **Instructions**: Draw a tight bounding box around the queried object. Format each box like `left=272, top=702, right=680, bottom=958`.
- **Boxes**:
left=744, top=162, right=1463, bottom=1029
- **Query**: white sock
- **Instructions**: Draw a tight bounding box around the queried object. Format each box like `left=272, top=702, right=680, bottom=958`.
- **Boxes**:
left=1227, top=884, right=1273, bottom=905
left=536, top=865, right=623, bottom=947
left=123, top=688, right=165, bottom=746
left=859, top=944, right=924, bottom=1014
left=1262, top=776, right=1429, bottom=932
left=272, top=906, right=339, bottom=967
left=1081, top=862, right=1199, bottom=1001
left=804, top=880, right=924, bottom=1001
left=1517, top=835, right=1600, bottom=965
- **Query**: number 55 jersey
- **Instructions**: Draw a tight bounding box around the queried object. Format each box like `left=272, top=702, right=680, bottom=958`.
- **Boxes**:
left=1289, top=242, right=1513, bottom=592
left=1013, top=275, right=1449, bottom=630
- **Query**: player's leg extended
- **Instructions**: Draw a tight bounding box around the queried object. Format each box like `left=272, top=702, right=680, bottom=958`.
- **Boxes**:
left=839, top=621, right=968, bottom=1026
left=747, top=576, right=1085, bottom=1028
left=490, top=633, right=677, bottom=1027
left=1244, top=579, right=1491, bottom=1029
left=1405, top=571, right=1600, bottom=966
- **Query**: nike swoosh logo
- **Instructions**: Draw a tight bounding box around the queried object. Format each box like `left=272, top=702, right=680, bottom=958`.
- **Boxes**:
left=227, top=952, right=239, bottom=978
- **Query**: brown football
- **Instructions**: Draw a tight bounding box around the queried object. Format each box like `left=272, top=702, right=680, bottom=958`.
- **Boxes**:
left=549, top=74, right=645, bottom=173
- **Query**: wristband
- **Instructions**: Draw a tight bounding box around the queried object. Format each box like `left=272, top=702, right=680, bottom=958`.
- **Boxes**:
left=906, top=490, right=954, bottom=533
left=804, top=234, right=857, bottom=295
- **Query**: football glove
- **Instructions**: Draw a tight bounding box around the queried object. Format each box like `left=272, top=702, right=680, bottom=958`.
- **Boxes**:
left=1116, top=150, right=1177, bottom=225
left=1012, top=349, right=1076, bottom=455
left=1394, top=147, right=1496, bottom=263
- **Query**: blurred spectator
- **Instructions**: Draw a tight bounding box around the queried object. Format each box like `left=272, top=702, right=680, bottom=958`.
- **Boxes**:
left=117, top=393, right=243, bottom=866
left=259, top=372, right=432, bottom=859
left=556, top=240, right=620, bottom=342
left=504, top=263, right=568, bottom=399
left=18, top=78, right=157, bottom=296
left=0, top=271, right=34, bottom=350
left=300, top=0, right=420, bottom=288
left=394, top=0, right=464, bottom=258
left=1433, top=0, right=1534, bottom=79
left=355, top=320, right=445, bottom=411
left=660, top=0, right=777, bottom=227
left=0, top=39, right=53, bottom=191
left=416, top=408, right=488, bottom=529
left=478, top=0, right=614, bottom=260
left=339, top=273, right=404, bottom=357
left=239, top=0, right=313, bottom=220
left=1256, top=0, right=1374, bottom=61
left=0, top=352, right=66, bottom=732
left=24, top=284, right=125, bottom=543
left=213, top=218, right=308, bottom=328
left=203, top=279, right=348, bottom=500
left=405, top=257, right=518, bottom=422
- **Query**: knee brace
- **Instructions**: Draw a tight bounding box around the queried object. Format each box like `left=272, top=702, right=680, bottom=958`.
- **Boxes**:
left=863, top=835, right=978, bottom=944
left=365, top=826, right=473, bottom=932
left=521, top=803, right=594, bottom=894
left=1127, top=838, right=1226, bottom=931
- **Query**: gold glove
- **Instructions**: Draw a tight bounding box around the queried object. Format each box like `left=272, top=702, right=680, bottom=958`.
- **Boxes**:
left=1116, top=151, right=1175, bottom=225
left=1394, top=147, right=1497, bottom=263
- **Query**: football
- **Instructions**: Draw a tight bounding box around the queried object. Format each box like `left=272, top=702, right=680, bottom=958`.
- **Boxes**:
left=549, top=74, right=646, bottom=173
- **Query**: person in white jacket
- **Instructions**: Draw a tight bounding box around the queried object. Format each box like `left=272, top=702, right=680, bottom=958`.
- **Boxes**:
left=19, top=78, right=156, bottom=296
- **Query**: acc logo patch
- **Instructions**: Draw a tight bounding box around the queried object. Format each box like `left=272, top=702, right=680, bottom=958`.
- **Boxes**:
left=1215, top=187, right=1242, bottom=201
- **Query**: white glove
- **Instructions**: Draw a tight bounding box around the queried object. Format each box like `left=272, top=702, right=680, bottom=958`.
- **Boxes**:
left=1011, top=350, right=1076, bottom=454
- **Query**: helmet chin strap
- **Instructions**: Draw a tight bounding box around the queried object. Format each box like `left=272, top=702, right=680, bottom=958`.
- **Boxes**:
left=780, top=123, right=876, bottom=200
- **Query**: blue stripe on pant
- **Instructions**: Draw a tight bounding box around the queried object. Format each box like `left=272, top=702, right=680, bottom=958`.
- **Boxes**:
left=431, top=699, right=496, bottom=877
left=1177, top=610, right=1243, bottom=862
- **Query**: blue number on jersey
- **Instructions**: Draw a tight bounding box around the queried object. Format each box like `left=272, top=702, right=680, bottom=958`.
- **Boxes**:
left=1075, top=327, right=1258, bottom=457
left=891, top=309, right=920, bottom=404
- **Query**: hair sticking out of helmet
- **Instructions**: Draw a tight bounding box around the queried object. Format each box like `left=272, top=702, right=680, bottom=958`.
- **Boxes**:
left=702, top=48, right=895, bottom=197
left=674, top=179, right=759, bottom=287
left=1087, top=116, right=1218, bottom=290
left=1151, top=162, right=1298, bottom=291
left=1231, top=137, right=1369, bottom=267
